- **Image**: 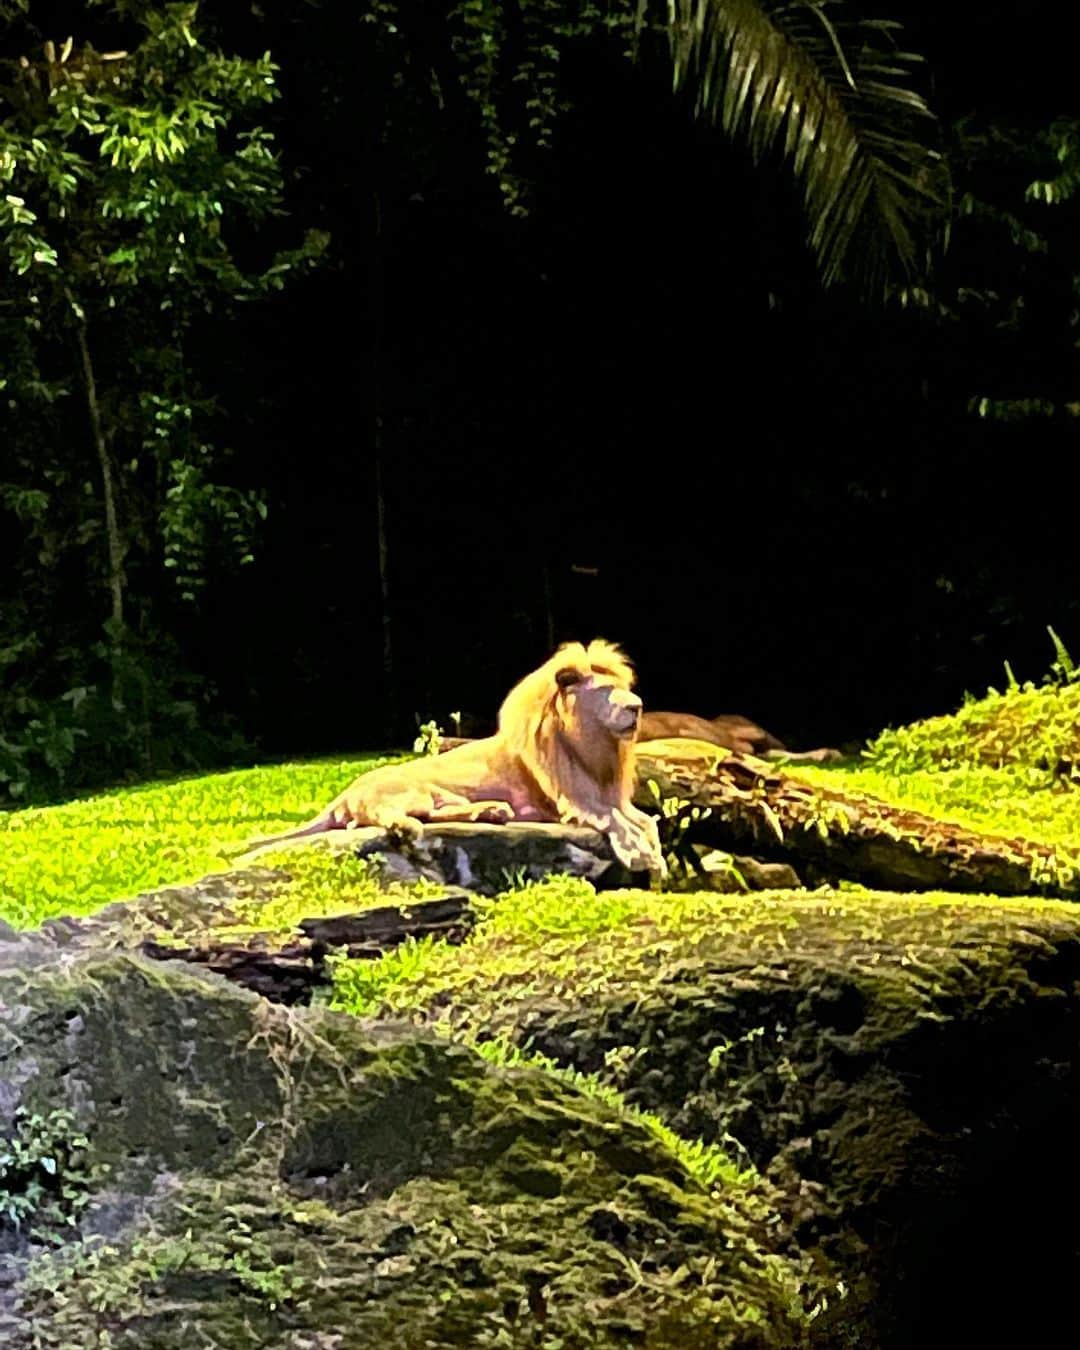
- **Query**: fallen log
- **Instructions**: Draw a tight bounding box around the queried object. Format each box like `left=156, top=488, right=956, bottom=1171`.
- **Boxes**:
left=634, top=738, right=1080, bottom=899
left=139, top=890, right=476, bottom=1004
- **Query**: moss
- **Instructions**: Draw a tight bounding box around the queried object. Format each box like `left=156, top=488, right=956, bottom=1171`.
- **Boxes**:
left=328, top=877, right=1080, bottom=1344
left=1, top=950, right=811, bottom=1349
left=329, top=876, right=1080, bottom=1032
left=230, top=846, right=448, bottom=930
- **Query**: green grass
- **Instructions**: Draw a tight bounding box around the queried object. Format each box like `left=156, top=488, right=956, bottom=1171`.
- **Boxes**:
left=327, top=873, right=1080, bottom=1034
left=785, top=677, right=1080, bottom=854
left=788, top=760, right=1080, bottom=852
left=5, top=661, right=1080, bottom=933
left=0, top=754, right=399, bottom=929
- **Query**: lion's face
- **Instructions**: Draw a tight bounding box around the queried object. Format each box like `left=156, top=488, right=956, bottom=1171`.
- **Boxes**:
left=556, top=667, right=642, bottom=740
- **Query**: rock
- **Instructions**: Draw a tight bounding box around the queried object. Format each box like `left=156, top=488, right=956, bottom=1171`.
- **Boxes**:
left=0, top=821, right=638, bottom=1007
left=0, top=951, right=809, bottom=1348
left=343, top=821, right=638, bottom=894
left=689, top=850, right=804, bottom=892
left=729, top=854, right=804, bottom=890
left=430, top=889, right=1080, bottom=1348
left=241, top=822, right=636, bottom=894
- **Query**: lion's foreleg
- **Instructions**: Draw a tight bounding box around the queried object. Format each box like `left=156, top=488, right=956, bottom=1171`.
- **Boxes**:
left=554, top=794, right=665, bottom=878
left=608, top=806, right=666, bottom=879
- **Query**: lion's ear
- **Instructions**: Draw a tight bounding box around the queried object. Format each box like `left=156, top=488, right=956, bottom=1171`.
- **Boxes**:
left=555, top=667, right=583, bottom=690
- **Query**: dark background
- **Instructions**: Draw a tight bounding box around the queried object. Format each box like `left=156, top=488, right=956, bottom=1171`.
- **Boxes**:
left=9, top=1, right=1080, bottom=761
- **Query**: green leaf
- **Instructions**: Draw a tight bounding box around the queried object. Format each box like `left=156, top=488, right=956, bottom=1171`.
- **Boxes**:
left=660, top=0, right=949, bottom=294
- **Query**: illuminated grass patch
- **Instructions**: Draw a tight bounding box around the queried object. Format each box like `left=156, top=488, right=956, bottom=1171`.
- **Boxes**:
left=0, top=755, right=398, bottom=929
left=329, top=875, right=1078, bottom=1031
left=790, top=760, right=1080, bottom=852
left=786, top=670, right=1080, bottom=854
left=863, top=668, right=1080, bottom=777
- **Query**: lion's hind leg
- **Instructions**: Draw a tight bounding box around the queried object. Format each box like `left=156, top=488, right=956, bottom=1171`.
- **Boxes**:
left=362, top=788, right=430, bottom=840
left=424, top=793, right=516, bottom=825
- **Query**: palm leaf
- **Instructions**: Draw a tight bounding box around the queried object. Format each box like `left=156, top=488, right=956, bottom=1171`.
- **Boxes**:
left=655, top=0, right=949, bottom=294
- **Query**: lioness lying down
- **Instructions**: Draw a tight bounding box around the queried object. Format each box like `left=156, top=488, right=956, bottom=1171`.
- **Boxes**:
left=243, top=640, right=664, bottom=875
left=637, top=711, right=842, bottom=764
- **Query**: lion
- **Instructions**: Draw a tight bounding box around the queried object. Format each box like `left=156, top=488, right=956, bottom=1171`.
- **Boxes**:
left=241, top=640, right=664, bottom=874
left=638, top=710, right=842, bottom=764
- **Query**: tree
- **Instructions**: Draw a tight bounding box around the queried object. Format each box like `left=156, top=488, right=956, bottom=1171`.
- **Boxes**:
left=0, top=0, right=324, bottom=797
left=360, top=0, right=949, bottom=293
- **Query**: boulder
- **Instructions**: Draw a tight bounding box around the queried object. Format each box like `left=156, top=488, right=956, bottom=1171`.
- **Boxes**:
left=414, top=888, right=1080, bottom=1347
left=0, top=949, right=809, bottom=1348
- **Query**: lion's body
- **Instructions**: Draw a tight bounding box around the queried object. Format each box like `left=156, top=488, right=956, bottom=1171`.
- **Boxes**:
left=242, top=640, right=664, bottom=873
left=638, top=711, right=786, bottom=756
left=638, top=711, right=841, bottom=764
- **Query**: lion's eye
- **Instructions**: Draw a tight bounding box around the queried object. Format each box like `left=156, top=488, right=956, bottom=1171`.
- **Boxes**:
left=555, top=667, right=583, bottom=690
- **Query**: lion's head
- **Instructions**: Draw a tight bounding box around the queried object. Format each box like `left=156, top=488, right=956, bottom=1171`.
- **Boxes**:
left=498, top=639, right=641, bottom=808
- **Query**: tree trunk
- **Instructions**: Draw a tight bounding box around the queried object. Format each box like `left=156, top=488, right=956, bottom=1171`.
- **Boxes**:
left=634, top=740, right=1080, bottom=899
left=68, top=291, right=125, bottom=702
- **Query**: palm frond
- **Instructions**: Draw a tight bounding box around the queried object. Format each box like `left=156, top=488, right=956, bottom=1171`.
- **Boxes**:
left=660, top=0, right=949, bottom=294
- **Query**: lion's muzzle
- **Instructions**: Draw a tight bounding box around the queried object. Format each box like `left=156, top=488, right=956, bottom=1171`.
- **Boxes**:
left=608, top=689, right=642, bottom=736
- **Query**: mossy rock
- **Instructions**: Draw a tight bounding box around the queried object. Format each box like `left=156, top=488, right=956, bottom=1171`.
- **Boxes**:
left=0, top=950, right=810, bottom=1348
left=371, top=889, right=1080, bottom=1346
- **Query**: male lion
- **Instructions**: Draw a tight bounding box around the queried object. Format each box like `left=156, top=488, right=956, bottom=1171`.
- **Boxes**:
left=241, top=640, right=664, bottom=874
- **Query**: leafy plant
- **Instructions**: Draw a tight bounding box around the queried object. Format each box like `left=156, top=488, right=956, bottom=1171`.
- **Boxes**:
left=412, top=718, right=444, bottom=756
left=0, top=1107, right=94, bottom=1238
left=642, top=779, right=713, bottom=881
left=0, top=1, right=325, bottom=801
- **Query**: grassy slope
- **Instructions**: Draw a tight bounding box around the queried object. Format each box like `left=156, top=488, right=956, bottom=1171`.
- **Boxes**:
left=0, top=754, right=398, bottom=927
left=327, top=873, right=1080, bottom=1035
left=3, top=676, right=1079, bottom=930
left=789, top=679, right=1080, bottom=848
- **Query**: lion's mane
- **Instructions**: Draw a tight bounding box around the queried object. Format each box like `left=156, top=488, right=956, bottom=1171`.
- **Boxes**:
left=497, top=638, right=638, bottom=820
left=243, top=638, right=660, bottom=872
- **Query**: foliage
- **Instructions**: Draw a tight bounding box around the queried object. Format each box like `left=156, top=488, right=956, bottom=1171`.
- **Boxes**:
left=907, top=118, right=1080, bottom=420
left=0, top=1107, right=94, bottom=1239
left=641, top=778, right=715, bottom=880
left=661, top=0, right=949, bottom=293
left=0, top=752, right=396, bottom=928
left=860, top=627, right=1080, bottom=778
left=368, top=0, right=946, bottom=288
left=411, top=718, right=444, bottom=755
left=0, top=625, right=251, bottom=803
left=0, top=0, right=324, bottom=803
